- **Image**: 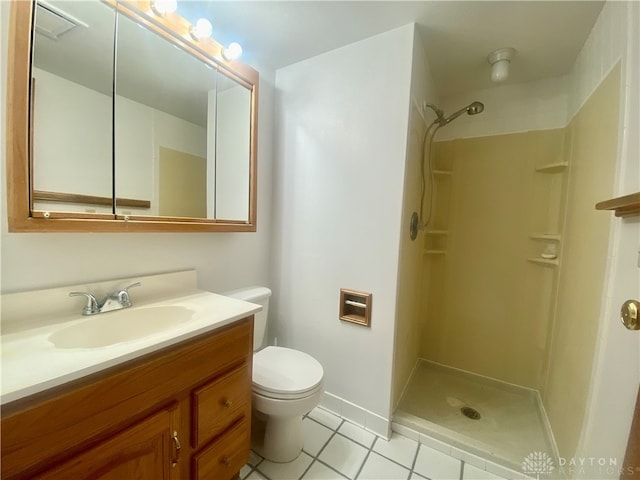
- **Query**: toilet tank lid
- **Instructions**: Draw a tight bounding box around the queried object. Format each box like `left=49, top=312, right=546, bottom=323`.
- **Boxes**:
left=222, top=286, right=272, bottom=302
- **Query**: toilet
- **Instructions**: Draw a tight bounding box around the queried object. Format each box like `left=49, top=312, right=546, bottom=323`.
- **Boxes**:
left=224, top=287, right=324, bottom=463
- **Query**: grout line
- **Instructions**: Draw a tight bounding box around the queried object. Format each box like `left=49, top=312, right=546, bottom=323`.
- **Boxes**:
left=409, top=440, right=421, bottom=478
left=353, top=430, right=377, bottom=480
left=313, top=458, right=350, bottom=479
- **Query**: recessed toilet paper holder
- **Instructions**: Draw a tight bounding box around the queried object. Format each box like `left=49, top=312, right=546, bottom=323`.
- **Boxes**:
left=339, top=288, right=372, bottom=327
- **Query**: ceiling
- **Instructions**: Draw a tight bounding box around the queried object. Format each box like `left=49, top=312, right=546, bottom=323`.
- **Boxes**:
left=178, top=1, right=605, bottom=97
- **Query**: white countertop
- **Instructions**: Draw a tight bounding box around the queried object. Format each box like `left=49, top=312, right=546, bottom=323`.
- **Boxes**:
left=1, top=290, right=260, bottom=405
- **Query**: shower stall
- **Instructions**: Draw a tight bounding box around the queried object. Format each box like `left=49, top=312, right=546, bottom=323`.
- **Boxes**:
left=393, top=54, right=622, bottom=472
left=392, top=96, right=577, bottom=471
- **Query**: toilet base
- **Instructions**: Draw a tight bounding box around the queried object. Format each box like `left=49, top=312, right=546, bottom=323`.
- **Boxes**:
left=261, top=414, right=304, bottom=463
left=251, top=384, right=323, bottom=463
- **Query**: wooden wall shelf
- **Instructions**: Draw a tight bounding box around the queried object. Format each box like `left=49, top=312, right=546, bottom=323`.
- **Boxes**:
left=595, top=192, right=640, bottom=217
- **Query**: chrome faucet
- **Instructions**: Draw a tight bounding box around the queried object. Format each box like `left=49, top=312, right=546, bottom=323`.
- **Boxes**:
left=69, top=282, right=141, bottom=316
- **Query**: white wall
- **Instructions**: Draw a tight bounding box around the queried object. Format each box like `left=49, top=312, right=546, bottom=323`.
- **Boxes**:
left=0, top=0, right=275, bottom=296
left=271, top=24, right=415, bottom=432
left=436, top=74, right=569, bottom=141
left=574, top=1, right=640, bottom=476
left=391, top=27, right=440, bottom=407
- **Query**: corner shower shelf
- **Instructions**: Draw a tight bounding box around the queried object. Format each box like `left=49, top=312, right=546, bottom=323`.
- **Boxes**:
left=433, top=170, right=452, bottom=176
left=527, top=257, right=559, bottom=266
left=529, top=233, right=561, bottom=242
left=535, top=162, right=568, bottom=173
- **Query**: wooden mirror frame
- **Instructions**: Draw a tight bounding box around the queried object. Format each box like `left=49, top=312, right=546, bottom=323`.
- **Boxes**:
left=6, top=0, right=258, bottom=233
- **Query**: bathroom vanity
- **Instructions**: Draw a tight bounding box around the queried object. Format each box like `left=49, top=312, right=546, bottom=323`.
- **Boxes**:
left=1, top=271, right=259, bottom=480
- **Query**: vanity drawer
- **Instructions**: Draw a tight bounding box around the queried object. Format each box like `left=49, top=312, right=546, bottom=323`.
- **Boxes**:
left=192, top=419, right=249, bottom=480
left=192, top=364, right=251, bottom=447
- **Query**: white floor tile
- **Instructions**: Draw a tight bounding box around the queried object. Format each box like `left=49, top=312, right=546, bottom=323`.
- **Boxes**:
left=464, top=463, right=505, bottom=479
left=302, top=460, right=348, bottom=479
left=249, top=450, right=264, bottom=466
left=372, top=433, right=419, bottom=468
left=339, top=421, right=377, bottom=448
left=257, top=452, right=313, bottom=480
left=309, top=407, right=343, bottom=430
left=410, top=474, right=427, bottom=480
left=303, top=417, right=334, bottom=456
left=240, top=464, right=253, bottom=479
left=247, top=472, right=268, bottom=480
left=414, top=444, right=462, bottom=480
left=319, top=434, right=369, bottom=479
left=357, top=452, right=410, bottom=480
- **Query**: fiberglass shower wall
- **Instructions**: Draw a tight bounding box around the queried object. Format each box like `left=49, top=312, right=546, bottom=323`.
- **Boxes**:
left=418, top=76, right=572, bottom=392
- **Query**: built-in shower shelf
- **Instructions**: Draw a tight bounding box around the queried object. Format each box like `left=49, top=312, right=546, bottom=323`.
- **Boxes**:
left=529, top=233, right=561, bottom=241
left=433, top=170, right=452, bottom=176
left=426, top=230, right=449, bottom=235
left=535, top=162, right=568, bottom=173
left=527, top=257, right=559, bottom=266
left=424, top=250, right=446, bottom=255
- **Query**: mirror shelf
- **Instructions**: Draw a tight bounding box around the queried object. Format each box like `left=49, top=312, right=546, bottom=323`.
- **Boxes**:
left=6, top=0, right=258, bottom=233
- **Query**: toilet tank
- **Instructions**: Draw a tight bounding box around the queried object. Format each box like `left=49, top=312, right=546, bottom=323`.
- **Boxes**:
left=223, top=286, right=272, bottom=351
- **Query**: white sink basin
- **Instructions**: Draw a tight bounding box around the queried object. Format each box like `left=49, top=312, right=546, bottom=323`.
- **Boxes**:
left=49, top=305, right=195, bottom=348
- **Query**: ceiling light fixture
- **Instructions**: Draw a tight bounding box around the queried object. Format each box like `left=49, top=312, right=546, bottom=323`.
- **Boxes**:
left=222, top=42, right=243, bottom=61
left=150, top=0, right=177, bottom=17
left=190, top=18, right=213, bottom=41
left=487, top=47, right=516, bottom=82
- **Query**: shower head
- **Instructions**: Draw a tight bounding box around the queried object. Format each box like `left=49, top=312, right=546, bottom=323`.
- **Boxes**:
left=441, top=101, right=485, bottom=125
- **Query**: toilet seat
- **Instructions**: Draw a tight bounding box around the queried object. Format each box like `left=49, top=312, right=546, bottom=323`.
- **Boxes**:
left=253, top=346, right=324, bottom=400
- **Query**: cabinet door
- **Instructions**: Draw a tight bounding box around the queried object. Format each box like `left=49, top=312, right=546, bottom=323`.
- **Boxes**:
left=34, top=407, right=177, bottom=480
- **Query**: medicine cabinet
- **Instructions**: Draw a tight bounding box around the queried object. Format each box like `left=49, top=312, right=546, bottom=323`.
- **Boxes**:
left=6, top=0, right=258, bottom=232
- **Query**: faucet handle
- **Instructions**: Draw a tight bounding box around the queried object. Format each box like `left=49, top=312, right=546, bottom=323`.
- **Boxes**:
left=118, top=282, right=141, bottom=307
left=69, top=291, right=99, bottom=316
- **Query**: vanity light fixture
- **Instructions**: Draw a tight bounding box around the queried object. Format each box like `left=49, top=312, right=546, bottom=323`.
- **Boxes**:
left=222, top=42, right=243, bottom=61
left=487, top=47, right=516, bottom=82
left=150, top=0, right=177, bottom=17
left=190, top=18, right=213, bottom=41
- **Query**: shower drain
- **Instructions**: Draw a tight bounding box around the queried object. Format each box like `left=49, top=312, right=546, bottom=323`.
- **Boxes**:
left=460, top=406, right=481, bottom=420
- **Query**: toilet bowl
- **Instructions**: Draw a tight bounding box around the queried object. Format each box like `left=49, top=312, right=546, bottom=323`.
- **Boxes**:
left=224, top=287, right=324, bottom=463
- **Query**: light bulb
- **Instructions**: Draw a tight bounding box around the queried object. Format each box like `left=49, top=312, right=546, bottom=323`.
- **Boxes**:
left=222, top=42, right=243, bottom=61
left=491, top=59, right=510, bottom=82
left=190, top=18, right=213, bottom=41
left=150, top=0, right=177, bottom=16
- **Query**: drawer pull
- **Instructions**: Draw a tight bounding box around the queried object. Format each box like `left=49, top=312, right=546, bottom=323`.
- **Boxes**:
left=220, top=455, right=231, bottom=467
left=171, top=431, right=181, bottom=467
left=223, top=398, right=233, bottom=408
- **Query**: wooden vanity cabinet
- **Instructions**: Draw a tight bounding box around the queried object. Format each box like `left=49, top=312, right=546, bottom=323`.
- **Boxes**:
left=1, top=317, right=253, bottom=480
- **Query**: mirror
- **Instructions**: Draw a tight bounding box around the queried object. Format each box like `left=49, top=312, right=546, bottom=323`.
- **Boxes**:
left=6, top=0, right=258, bottom=232
left=31, top=0, right=115, bottom=214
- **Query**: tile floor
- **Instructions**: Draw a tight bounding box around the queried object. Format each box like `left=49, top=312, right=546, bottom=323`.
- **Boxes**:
left=241, top=407, right=529, bottom=480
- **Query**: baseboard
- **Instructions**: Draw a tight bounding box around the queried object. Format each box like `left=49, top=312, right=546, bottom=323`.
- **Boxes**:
left=319, top=391, right=391, bottom=439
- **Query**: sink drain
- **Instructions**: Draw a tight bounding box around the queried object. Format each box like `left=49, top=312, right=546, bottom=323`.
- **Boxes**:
left=460, top=406, right=481, bottom=420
